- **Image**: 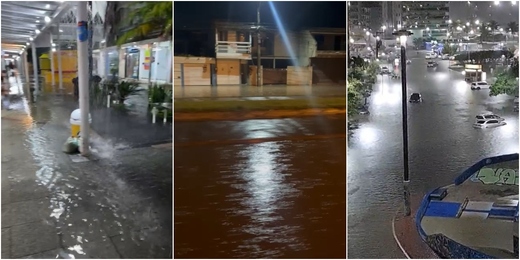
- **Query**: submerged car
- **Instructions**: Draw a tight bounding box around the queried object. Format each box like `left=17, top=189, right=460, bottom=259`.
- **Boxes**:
left=380, top=66, right=391, bottom=74
left=427, top=61, right=438, bottom=68
left=470, top=81, right=490, bottom=90
left=409, top=93, right=423, bottom=103
left=473, top=119, right=506, bottom=129
left=475, top=113, right=505, bottom=122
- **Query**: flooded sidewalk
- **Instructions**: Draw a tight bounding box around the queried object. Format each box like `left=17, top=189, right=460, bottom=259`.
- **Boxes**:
left=1, top=89, right=172, bottom=258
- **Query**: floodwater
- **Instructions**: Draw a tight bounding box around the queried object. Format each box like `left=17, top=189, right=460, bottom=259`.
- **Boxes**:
left=174, top=117, right=346, bottom=258
left=348, top=53, right=519, bottom=258
left=2, top=78, right=171, bottom=258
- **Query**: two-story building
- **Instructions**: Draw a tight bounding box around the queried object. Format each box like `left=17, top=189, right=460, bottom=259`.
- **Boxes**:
left=174, top=21, right=346, bottom=87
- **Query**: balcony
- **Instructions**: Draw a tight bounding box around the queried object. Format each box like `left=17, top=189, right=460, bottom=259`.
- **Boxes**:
left=215, top=41, right=252, bottom=59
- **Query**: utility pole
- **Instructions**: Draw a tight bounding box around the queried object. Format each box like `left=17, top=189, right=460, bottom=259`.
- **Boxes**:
left=256, top=2, right=262, bottom=86
left=77, top=1, right=90, bottom=155
left=57, top=23, right=63, bottom=90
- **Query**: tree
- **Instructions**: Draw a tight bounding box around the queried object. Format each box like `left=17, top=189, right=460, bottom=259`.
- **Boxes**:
left=442, top=44, right=457, bottom=55
left=113, top=2, right=172, bottom=46
left=348, top=79, right=363, bottom=116
left=488, top=20, right=499, bottom=42
left=490, top=72, right=519, bottom=96
left=507, top=21, right=518, bottom=34
left=479, top=25, right=491, bottom=42
left=413, top=38, right=424, bottom=50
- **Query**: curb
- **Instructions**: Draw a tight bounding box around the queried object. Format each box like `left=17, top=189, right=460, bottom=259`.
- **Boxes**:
left=392, top=208, right=412, bottom=259
left=174, top=108, right=346, bottom=122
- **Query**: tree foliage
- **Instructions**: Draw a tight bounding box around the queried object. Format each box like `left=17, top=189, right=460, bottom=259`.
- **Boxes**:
left=348, top=79, right=363, bottom=116
left=116, top=2, right=172, bottom=46
left=442, top=44, right=457, bottom=55
left=490, top=70, right=519, bottom=97
left=507, top=21, right=519, bottom=34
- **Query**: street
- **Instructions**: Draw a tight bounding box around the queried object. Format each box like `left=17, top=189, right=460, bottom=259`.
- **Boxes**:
left=174, top=116, right=346, bottom=258
left=347, top=52, right=519, bottom=258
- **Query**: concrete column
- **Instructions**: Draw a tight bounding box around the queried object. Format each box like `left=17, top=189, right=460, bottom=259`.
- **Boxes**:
left=77, top=2, right=90, bottom=155
left=31, top=43, right=39, bottom=95
left=57, top=23, right=63, bottom=90
left=50, top=33, right=55, bottom=87
left=23, top=51, right=29, bottom=84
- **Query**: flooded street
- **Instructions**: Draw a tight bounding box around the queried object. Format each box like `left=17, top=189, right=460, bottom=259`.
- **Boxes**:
left=2, top=82, right=172, bottom=258
left=174, top=117, right=346, bottom=258
left=348, top=54, right=519, bottom=258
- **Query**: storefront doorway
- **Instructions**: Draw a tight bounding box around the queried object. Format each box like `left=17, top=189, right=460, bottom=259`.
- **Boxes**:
left=125, top=48, right=140, bottom=79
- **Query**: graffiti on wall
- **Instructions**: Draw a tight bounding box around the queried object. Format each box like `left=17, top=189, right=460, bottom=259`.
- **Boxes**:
left=472, top=168, right=519, bottom=185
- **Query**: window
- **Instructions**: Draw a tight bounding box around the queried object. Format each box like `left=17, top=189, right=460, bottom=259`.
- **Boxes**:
left=484, top=115, right=494, bottom=119
left=478, top=82, right=487, bottom=86
left=476, top=116, right=484, bottom=120
left=488, top=120, right=498, bottom=124
left=477, top=120, right=486, bottom=124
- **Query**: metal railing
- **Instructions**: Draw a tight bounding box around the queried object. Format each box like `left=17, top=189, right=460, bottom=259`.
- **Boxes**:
left=215, top=41, right=251, bottom=54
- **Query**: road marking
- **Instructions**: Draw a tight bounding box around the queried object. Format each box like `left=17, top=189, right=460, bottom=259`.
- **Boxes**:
left=174, top=133, right=346, bottom=147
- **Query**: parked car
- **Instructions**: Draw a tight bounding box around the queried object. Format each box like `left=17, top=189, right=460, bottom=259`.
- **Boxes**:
left=441, top=54, right=450, bottom=60
left=470, top=81, right=490, bottom=90
left=473, top=119, right=507, bottom=129
left=380, top=66, right=391, bottom=74
left=475, top=113, right=505, bottom=122
left=409, top=93, right=422, bottom=103
left=406, top=60, right=412, bottom=64
left=427, top=61, right=438, bottom=68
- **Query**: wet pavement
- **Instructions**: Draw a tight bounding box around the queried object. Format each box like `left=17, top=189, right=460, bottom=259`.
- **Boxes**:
left=174, top=116, right=346, bottom=258
left=174, top=85, right=346, bottom=99
left=348, top=51, right=519, bottom=258
left=1, top=78, right=172, bottom=258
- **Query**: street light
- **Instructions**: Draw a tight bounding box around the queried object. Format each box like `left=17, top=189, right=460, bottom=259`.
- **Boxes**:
left=466, top=22, right=470, bottom=26
left=475, top=20, right=480, bottom=25
left=494, top=0, right=500, bottom=5
left=448, top=19, right=453, bottom=24
left=392, top=29, right=413, bottom=217
left=350, top=38, right=354, bottom=43
left=366, top=31, right=371, bottom=36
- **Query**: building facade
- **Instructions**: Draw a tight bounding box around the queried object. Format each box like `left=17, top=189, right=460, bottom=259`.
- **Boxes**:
left=348, top=2, right=371, bottom=29
left=402, top=2, right=449, bottom=38
left=174, top=21, right=345, bottom=86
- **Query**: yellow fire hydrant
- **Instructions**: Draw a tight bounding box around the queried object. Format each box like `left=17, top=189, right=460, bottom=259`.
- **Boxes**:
left=69, top=109, right=92, bottom=138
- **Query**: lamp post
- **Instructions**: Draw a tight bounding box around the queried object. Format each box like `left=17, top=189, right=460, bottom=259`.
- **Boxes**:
left=393, top=29, right=413, bottom=216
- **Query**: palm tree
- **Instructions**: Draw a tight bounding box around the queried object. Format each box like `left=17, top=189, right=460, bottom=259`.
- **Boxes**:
left=507, top=21, right=519, bottom=34
left=105, top=2, right=172, bottom=46
left=488, top=20, right=499, bottom=42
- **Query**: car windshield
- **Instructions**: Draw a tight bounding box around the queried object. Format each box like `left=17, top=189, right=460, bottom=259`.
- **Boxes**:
left=411, top=94, right=420, bottom=99
left=476, top=120, right=486, bottom=124
left=478, top=82, right=487, bottom=85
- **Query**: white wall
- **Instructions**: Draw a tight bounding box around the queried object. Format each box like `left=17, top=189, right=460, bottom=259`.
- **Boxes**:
left=152, top=41, right=172, bottom=82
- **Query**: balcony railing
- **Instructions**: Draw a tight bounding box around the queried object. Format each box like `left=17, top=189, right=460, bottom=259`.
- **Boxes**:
left=216, top=41, right=251, bottom=53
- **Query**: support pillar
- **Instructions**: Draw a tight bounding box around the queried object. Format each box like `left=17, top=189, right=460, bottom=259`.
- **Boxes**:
left=57, top=23, right=63, bottom=90
left=31, top=43, right=39, bottom=95
left=23, top=51, right=30, bottom=84
left=50, top=33, right=56, bottom=87
left=77, top=2, right=90, bottom=155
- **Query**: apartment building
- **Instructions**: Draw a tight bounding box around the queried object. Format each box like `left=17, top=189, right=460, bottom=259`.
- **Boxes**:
left=348, top=2, right=371, bottom=29
left=402, top=1, right=450, bottom=39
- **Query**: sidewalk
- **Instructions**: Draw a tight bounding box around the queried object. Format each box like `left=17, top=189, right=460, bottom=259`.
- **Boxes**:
left=1, top=88, right=172, bottom=258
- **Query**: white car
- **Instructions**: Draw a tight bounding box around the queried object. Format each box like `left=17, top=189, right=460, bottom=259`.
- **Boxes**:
left=470, top=81, right=490, bottom=90
left=473, top=119, right=506, bottom=129
left=475, top=113, right=505, bottom=122
left=425, top=52, right=437, bottom=59
left=380, top=66, right=390, bottom=74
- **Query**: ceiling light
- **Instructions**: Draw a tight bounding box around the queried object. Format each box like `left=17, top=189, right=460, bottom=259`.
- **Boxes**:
left=52, top=48, right=56, bottom=52
left=45, top=4, right=50, bottom=8
left=35, top=29, right=41, bottom=34
left=36, top=20, right=40, bottom=23
left=52, top=43, right=56, bottom=47
left=26, top=43, right=30, bottom=46
left=44, top=16, right=51, bottom=23
left=59, top=29, right=63, bottom=33
left=29, top=37, right=33, bottom=41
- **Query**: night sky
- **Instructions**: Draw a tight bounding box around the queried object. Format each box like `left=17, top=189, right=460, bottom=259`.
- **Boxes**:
left=449, top=1, right=518, bottom=26
left=174, top=1, right=346, bottom=30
